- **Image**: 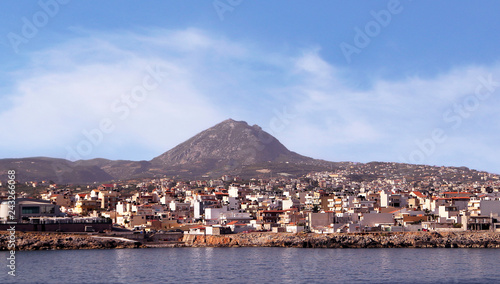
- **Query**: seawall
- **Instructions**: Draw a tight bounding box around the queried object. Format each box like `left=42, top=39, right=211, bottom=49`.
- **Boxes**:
left=0, top=232, right=144, bottom=250
left=3, top=231, right=500, bottom=250
left=185, top=231, right=500, bottom=248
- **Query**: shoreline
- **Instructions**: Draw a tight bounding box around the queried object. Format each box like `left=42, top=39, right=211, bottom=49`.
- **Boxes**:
left=0, top=231, right=144, bottom=250
left=2, top=231, right=500, bottom=250
left=185, top=231, right=500, bottom=249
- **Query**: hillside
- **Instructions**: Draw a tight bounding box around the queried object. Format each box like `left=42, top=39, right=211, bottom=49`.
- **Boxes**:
left=0, top=119, right=497, bottom=184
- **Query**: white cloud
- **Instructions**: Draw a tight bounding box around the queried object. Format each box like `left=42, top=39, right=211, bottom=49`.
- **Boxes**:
left=0, top=29, right=234, bottom=160
left=1, top=28, right=500, bottom=173
left=273, top=49, right=500, bottom=172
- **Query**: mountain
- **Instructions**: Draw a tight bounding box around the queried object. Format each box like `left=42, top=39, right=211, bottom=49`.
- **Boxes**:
left=73, top=159, right=152, bottom=181
left=2, top=119, right=495, bottom=184
left=0, top=119, right=333, bottom=183
left=0, top=157, right=114, bottom=184
left=149, top=119, right=321, bottom=177
left=152, top=119, right=304, bottom=166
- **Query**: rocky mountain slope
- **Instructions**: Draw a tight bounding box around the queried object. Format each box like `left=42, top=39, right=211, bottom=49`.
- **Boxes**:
left=0, top=157, right=113, bottom=184
left=0, top=119, right=336, bottom=183
left=148, top=119, right=322, bottom=177
left=0, top=119, right=496, bottom=184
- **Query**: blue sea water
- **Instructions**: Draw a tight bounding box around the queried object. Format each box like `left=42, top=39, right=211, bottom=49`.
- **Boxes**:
left=1, top=247, right=500, bottom=283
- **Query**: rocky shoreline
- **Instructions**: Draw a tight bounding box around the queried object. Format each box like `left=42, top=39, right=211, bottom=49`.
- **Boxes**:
left=187, top=231, right=500, bottom=248
left=0, top=232, right=144, bottom=250
left=2, top=231, right=500, bottom=250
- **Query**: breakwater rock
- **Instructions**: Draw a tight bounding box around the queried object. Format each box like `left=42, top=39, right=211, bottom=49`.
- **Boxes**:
left=187, top=231, right=500, bottom=248
left=3, top=231, right=500, bottom=250
left=0, top=232, right=144, bottom=251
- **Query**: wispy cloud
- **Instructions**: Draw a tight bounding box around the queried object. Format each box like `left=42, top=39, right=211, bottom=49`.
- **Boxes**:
left=275, top=49, right=500, bottom=172
left=1, top=28, right=499, bottom=173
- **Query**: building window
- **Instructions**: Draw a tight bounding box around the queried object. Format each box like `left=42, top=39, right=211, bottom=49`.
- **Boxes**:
left=22, top=206, right=40, bottom=214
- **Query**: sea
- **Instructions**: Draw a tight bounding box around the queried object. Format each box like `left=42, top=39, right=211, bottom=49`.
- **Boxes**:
left=1, top=247, right=500, bottom=283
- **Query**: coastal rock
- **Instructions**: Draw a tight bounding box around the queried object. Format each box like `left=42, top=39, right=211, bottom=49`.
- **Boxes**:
left=3, top=231, right=500, bottom=250
left=0, top=232, right=144, bottom=250
left=186, top=231, right=500, bottom=249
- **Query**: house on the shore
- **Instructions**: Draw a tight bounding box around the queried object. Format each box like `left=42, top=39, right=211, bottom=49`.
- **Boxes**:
left=0, top=198, right=60, bottom=222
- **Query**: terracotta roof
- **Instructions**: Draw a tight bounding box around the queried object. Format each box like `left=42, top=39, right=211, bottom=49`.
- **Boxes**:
left=413, top=191, right=425, bottom=198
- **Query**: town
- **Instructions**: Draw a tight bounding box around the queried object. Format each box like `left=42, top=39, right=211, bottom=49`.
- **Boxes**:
left=2, top=162, right=500, bottom=238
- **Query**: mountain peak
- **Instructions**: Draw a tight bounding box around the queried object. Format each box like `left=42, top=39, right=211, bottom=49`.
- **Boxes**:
left=150, top=119, right=311, bottom=176
left=218, top=119, right=261, bottom=131
left=0, top=119, right=319, bottom=182
left=219, top=118, right=248, bottom=127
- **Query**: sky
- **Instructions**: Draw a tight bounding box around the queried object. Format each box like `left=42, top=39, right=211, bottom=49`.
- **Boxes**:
left=1, top=0, right=500, bottom=174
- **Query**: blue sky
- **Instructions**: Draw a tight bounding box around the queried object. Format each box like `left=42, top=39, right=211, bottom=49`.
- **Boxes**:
left=1, top=0, right=500, bottom=174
